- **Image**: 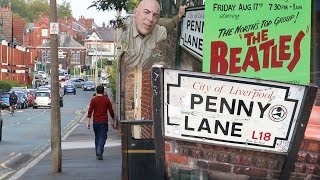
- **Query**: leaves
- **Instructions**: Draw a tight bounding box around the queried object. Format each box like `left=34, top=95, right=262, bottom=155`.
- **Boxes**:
left=0, top=0, right=72, bottom=22
left=88, top=0, right=141, bottom=12
left=109, top=16, right=124, bottom=28
left=57, top=0, right=72, bottom=19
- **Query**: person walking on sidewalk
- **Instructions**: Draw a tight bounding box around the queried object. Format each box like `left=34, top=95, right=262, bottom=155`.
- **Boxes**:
left=87, top=86, right=115, bottom=160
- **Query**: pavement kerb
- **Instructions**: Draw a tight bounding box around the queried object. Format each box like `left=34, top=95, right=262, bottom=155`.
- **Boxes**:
left=4, top=110, right=88, bottom=180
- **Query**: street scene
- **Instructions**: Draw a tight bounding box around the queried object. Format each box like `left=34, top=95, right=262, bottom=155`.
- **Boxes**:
left=0, top=0, right=320, bottom=179
left=0, top=75, right=121, bottom=179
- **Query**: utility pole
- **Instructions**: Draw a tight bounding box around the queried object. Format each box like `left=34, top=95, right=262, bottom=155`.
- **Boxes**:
left=50, top=0, right=62, bottom=173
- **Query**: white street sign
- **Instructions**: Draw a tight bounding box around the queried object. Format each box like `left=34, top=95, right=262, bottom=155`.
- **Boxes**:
left=179, top=6, right=204, bottom=60
left=50, top=22, right=59, bottom=35
left=164, top=69, right=306, bottom=154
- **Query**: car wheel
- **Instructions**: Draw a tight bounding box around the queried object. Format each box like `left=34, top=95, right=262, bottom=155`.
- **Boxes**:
left=33, top=106, right=37, bottom=109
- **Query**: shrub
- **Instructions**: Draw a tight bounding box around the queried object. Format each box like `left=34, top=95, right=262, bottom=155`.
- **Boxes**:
left=0, top=80, right=25, bottom=92
left=108, top=63, right=117, bottom=102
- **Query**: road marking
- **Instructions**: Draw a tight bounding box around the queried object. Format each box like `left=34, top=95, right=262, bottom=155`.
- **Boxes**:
left=7, top=111, right=88, bottom=180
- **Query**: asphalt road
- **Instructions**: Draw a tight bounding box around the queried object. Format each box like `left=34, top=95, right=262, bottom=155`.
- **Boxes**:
left=0, top=87, right=96, bottom=179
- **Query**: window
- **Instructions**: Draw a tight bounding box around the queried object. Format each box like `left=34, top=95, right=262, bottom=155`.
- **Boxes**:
left=42, top=50, right=51, bottom=63
left=71, top=51, right=80, bottom=64
left=41, top=29, right=48, bottom=37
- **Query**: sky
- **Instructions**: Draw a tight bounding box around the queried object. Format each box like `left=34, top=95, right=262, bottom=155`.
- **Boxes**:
left=57, top=0, right=124, bottom=27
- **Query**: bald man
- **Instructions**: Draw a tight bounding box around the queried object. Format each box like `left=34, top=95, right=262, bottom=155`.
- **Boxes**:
left=118, top=0, right=187, bottom=67
left=117, top=1, right=187, bottom=120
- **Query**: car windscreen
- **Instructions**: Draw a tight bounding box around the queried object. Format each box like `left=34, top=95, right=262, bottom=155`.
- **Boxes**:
left=84, top=82, right=94, bottom=85
left=36, top=92, right=50, bottom=97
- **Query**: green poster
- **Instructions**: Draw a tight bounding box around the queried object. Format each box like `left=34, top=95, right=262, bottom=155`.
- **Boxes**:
left=203, top=0, right=311, bottom=84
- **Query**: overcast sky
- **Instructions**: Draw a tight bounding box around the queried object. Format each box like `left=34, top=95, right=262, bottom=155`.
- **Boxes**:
left=57, top=0, right=123, bottom=27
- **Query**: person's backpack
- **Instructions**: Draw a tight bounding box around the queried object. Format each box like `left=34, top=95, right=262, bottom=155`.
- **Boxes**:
left=9, top=93, right=17, bottom=103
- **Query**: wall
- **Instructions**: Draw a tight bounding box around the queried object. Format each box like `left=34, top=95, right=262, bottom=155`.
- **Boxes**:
left=139, top=27, right=320, bottom=179
left=0, top=44, right=33, bottom=84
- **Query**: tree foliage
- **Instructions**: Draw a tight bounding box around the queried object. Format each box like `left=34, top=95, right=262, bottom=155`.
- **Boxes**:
left=57, top=0, right=73, bottom=19
left=89, top=0, right=140, bottom=12
left=0, top=0, right=72, bottom=22
left=27, top=0, right=50, bottom=21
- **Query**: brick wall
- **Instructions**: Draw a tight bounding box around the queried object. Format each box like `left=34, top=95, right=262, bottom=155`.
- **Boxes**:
left=125, top=69, right=135, bottom=120
left=139, top=28, right=320, bottom=179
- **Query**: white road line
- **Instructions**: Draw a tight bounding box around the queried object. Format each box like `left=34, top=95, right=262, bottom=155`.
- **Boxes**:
left=8, top=112, right=88, bottom=180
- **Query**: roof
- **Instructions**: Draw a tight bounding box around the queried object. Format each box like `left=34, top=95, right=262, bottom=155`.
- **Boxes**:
left=87, top=27, right=114, bottom=42
left=40, top=32, right=85, bottom=48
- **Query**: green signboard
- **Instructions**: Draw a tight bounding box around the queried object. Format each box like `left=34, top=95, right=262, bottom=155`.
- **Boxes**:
left=203, top=0, right=311, bottom=84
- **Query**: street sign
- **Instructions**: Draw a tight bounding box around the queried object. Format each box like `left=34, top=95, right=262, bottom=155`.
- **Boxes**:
left=179, top=6, right=204, bottom=60
left=163, top=69, right=312, bottom=153
left=50, top=22, right=59, bottom=35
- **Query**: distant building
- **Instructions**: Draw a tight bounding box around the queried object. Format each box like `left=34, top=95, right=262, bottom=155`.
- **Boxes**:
left=84, top=23, right=115, bottom=67
left=37, top=32, right=86, bottom=73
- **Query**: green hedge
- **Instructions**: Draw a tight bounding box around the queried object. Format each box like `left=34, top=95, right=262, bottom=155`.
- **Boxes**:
left=0, top=80, right=25, bottom=93
left=108, top=63, right=117, bottom=101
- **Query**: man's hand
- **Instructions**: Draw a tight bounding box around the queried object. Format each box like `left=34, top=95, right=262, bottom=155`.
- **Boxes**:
left=87, top=118, right=90, bottom=129
left=111, top=120, right=116, bottom=130
left=178, top=5, right=187, bottom=18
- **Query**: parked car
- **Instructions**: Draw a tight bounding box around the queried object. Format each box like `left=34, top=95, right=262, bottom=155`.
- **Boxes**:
left=26, top=89, right=36, bottom=107
left=59, top=70, right=68, bottom=81
left=64, top=84, right=76, bottom=95
left=83, top=81, right=95, bottom=91
left=0, top=92, right=10, bottom=109
left=14, top=91, right=28, bottom=109
left=70, top=78, right=85, bottom=88
left=33, top=90, right=51, bottom=109
left=11, top=88, right=34, bottom=107
left=37, top=85, right=51, bottom=91
left=36, top=71, right=48, bottom=79
left=100, top=77, right=109, bottom=87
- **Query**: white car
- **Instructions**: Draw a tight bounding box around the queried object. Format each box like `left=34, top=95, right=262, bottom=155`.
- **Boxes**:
left=33, top=89, right=63, bottom=108
left=33, top=90, right=51, bottom=108
left=37, top=71, right=47, bottom=79
left=100, top=77, right=109, bottom=87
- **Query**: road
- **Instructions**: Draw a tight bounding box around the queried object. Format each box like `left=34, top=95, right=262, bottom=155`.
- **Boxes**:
left=0, top=87, right=95, bottom=179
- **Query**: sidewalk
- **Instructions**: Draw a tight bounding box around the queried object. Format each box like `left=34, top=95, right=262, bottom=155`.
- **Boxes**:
left=9, top=119, right=122, bottom=180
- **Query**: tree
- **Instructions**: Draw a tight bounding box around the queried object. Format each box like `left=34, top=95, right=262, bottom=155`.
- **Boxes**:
left=57, top=0, right=72, bottom=19
left=89, top=0, right=140, bottom=28
left=89, top=0, right=130, bottom=12
left=0, top=0, right=72, bottom=22
left=27, top=0, right=50, bottom=21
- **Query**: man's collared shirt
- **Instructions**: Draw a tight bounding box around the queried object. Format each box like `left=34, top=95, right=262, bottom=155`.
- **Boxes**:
left=118, top=16, right=181, bottom=68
